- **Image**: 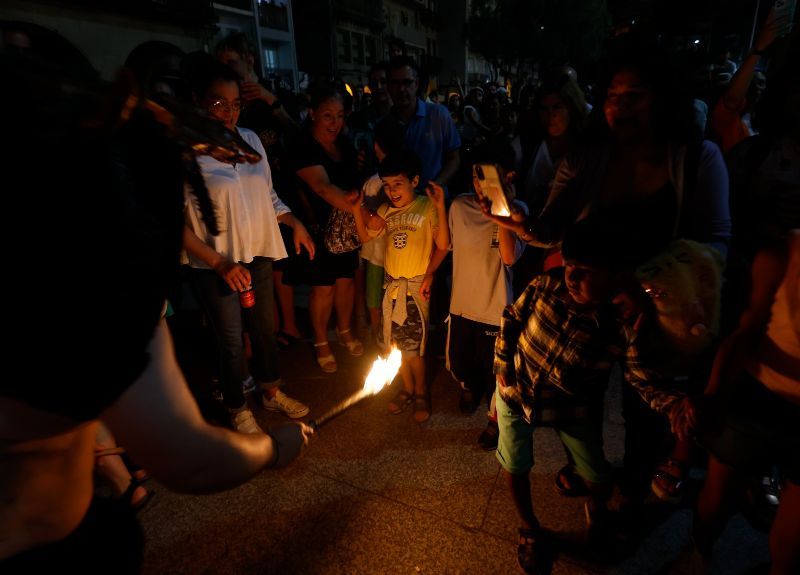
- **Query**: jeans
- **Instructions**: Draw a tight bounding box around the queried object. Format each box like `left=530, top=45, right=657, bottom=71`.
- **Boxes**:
left=190, top=257, right=280, bottom=410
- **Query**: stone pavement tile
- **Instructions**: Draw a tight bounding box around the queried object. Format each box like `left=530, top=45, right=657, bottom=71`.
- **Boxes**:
left=140, top=467, right=588, bottom=575
left=300, top=371, right=506, bottom=529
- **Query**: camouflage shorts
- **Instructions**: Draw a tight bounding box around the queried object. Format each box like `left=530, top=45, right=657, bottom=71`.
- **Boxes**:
left=380, top=295, right=425, bottom=357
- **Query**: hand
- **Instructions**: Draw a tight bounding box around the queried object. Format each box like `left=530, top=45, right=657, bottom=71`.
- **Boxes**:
left=347, top=189, right=364, bottom=213
left=668, top=397, right=698, bottom=442
left=268, top=422, right=314, bottom=468
left=612, top=288, right=647, bottom=332
left=755, top=6, right=781, bottom=52
left=478, top=197, right=528, bottom=236
left=425, top=181, right=446, bottom=208
left=241, top=79, right=275, bottom=104
left=292, top=222, right=316, bottom=260
left=214, top=259, right=252, bottom=292
left=420, top=273, right=434, bottom=300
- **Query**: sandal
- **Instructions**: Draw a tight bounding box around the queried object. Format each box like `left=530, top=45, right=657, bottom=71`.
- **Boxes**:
left=517, top=527, right=546, bottom=575
left=117, top=479, right=155, bottom=513
left=413, top=395, right=430, bottom=424
left=313, top=341, right=337, bottom=373
left=651, top=457, right=689, bottom=503
left=336, top=328, right=364, bottom=357
left=554, top=464, right=588, bottom=497
left=388, top=389, right=413, bottom=414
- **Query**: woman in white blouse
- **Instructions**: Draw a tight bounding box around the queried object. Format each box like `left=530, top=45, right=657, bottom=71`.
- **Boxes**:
left=183, top=61, right=315, bottom=434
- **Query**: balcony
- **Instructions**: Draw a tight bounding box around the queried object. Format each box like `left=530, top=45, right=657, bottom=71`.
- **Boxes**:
left=258, top=1, right=289, bottom=30
left=333, top=0, right=385, bottom=29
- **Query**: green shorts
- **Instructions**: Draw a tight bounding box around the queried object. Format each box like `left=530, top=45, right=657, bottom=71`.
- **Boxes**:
left=365, top=262, right=385, bottom=309
left=495, top=393, right=611, bottom=484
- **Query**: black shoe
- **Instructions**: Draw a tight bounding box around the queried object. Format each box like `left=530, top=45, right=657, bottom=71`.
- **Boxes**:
left=477, top=422, right=499, bottom=451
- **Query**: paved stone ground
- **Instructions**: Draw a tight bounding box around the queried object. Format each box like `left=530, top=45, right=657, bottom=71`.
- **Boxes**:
left=137, top=315, right=770, bottom=574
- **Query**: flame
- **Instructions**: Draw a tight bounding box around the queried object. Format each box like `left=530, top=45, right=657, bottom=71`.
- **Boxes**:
left=362, top=347, right=402, bottom=395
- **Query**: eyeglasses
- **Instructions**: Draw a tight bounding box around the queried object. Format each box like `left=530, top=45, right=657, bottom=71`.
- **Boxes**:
left=388, top=78, right=416, bottom=87
left=207, top=99, right=244, bottom=114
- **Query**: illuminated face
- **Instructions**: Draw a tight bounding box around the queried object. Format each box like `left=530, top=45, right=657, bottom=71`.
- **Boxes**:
left=604, top=69, right=655, bottom=144
left=311, top=96, right=345, bottom=146
left=538, top=93, right=570, bottom=138
left=563, top=260, right=612, bottom=306
left=204, top=79, right=242, bottom=131
left=636, top=240, right=724, bottom=356
left=381, top=173, right=419, bottom=208
left=387, top=65, right=418, bottom=110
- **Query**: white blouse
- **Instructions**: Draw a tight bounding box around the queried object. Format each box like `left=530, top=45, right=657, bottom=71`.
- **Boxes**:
left=183, top=128, right=290, bottom=268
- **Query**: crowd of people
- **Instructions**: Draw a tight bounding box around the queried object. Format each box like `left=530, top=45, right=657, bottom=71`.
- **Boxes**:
left=1, top=5, right=798, bottom=574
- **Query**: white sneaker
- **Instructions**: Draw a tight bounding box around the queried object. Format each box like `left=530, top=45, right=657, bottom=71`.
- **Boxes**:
left=230, top=407, right=263, bottom=434
left=262, top=390, right=309, bottom=419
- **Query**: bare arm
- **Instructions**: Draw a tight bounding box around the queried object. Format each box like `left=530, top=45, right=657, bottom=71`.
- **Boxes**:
left=276, top=212, right=316, bottom=259
left=182, top=226, right=251, bottom=292
left=101, top=320, right=310, bottom=494
left=705, top=244, right=787, bottom=395
left=296, top=165, right=359, bottom=213
left=721, top=7, right=779, bottom=112
left=498, top=225, right=521, bottom=266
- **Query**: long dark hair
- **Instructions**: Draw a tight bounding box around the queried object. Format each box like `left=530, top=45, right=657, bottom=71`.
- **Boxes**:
left=590, top=35, right=697, bottom=146
left=533, top=73, right=589, bottom=141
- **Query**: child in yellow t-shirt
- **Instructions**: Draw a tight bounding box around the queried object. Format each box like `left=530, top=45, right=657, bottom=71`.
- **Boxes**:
left=352, top=150, right=449, bottom=423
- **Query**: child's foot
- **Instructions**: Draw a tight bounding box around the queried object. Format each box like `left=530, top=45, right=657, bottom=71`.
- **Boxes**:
left=388, top=389, right=413, bottom=414
left=413, top=395, right=430, bottom=423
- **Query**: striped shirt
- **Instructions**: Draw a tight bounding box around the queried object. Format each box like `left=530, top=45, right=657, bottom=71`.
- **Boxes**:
left=494, top=270, right=682, bottom=424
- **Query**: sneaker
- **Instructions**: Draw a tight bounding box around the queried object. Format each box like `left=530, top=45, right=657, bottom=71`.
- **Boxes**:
left=477, top=422, right=499, bottom=451
left=230, top=407, right=263, bottom=434
left=262, top=390, right=310, bottom=419
left=242, top=376, right=256, bottom=395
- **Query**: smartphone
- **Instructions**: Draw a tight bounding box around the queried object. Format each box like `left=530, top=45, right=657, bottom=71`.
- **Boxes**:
left=473, top=163, right=512, bottom=216
left=774, top=0, right=797, bottom=37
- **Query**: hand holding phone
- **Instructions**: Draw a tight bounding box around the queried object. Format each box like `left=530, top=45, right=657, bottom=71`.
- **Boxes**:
left=473, top=163, right=512, bottom=217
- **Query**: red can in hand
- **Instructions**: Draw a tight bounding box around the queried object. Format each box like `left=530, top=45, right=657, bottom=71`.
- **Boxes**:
left=239, top=284, right=255, bottom=308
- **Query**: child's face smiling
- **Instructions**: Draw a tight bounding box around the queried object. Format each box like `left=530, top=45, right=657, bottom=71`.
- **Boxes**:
left=381, top=174, right=419, bottom=208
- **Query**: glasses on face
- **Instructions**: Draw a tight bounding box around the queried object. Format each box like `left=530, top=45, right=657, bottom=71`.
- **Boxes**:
left=207, top=99, right=244, bottom=114
left=388, top=78, right=416, bottom=87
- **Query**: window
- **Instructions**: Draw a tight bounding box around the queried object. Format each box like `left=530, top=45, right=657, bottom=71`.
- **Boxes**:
left=351, top=32, right=364, bottom=65
left=337, top=29, right=351, bottom=63
left=365, top=36, right=377, bottom=65
left=263, top=46, right=278, bottom=72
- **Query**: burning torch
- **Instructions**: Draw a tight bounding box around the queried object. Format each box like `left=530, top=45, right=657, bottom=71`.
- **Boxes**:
left=310, top=348, right=402, bottom=430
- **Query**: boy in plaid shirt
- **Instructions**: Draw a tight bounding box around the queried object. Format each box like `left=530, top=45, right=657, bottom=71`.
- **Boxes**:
left=494, top=218, right=696, bottom=574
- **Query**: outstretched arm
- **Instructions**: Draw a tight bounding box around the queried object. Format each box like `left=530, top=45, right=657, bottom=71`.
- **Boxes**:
left=101, top=320, right=311, bottom=494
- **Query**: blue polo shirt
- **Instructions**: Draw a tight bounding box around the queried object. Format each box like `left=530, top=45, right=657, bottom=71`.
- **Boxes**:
left=401, top=98, right=461, bottom=191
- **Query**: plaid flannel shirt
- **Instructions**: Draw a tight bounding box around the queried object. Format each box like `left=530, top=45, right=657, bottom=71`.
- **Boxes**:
left=494, top=270, right=683, bottom=424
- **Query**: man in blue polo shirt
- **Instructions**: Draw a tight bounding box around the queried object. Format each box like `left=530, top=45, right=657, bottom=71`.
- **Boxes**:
left=386, top=55, right=461, bottom=192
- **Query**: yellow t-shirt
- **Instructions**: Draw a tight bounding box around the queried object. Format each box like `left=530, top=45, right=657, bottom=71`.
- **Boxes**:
left=378, top=194, right=439, bottom=285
